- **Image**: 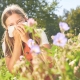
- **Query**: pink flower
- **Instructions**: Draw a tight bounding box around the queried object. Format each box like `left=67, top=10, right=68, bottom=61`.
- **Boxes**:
left=27, top=18, right=37, bottom=27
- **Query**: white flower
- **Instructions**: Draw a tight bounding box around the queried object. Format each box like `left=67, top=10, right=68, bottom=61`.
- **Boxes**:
left=8, top=26, right=15, bottom=37
left=20, top=60, right=25, bottom=66
left=13, top=63, right=20, bottom=70
left=51, top=35, right=54, bottom=40
left=12, top=77, right=17, bottom=80
left=69, top=59, right=76, bottom=67
left=21, top=66, right=26, bottom=73
left=78, top=33, right=80, bottom=42
left=33, top=65, right=39, bottom=71
left=20, top=55, right=25, bottom=61
left=74, top=66, right=79, bottom=73
left=26, top=73, right=32, bottom=79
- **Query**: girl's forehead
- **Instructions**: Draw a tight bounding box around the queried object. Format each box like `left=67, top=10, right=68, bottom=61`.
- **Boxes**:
left=5, top=13, right=24, bottom=26
left=8, top=13, right=22, bottom=18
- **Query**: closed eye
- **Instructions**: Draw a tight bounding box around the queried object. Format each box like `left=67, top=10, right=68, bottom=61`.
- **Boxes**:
left=9, top=23, right=14, bottom=26
left=17, top=18, right=25, bottom=24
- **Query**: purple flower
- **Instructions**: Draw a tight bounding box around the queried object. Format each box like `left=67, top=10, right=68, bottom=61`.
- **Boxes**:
left=31, top=45, right=41, bottom=54
left=59, top=22, right=70, bottom=31
left=52, top=32, right=67, bottom=47
left=26, top=39, right=41, bottom=54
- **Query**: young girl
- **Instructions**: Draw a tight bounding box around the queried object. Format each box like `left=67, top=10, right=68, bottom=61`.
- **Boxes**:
left=1, top=4, right=51, bottom=73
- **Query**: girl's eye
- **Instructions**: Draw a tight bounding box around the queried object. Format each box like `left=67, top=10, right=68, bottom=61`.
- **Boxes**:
left=18, top=20, right=22, bottom=24
left=9, top=24, right=14, bottom=26
left=17, top=19, right=24, bottom=24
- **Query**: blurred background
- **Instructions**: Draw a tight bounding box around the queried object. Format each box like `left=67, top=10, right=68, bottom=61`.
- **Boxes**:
left=0, top=0, right=80, bottom=57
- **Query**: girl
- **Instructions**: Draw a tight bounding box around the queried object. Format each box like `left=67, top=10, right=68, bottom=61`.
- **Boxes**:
left=1, top=4, right=51, bottom=73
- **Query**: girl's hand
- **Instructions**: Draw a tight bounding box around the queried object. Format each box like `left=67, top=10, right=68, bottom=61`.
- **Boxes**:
left=13, top=28, right=21, bottom=42
left=15, top=24, right=30, bottom=43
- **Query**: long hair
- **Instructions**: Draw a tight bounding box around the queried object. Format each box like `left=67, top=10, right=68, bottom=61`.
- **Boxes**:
left=1, top=4, right=41, bottom=57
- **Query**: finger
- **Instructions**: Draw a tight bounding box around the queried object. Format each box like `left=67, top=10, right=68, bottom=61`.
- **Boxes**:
left=13, top=28, right=20, bottom=39
left=16, top=26, right=26, bottom=36
left=18, top=24, right=26, bottom=32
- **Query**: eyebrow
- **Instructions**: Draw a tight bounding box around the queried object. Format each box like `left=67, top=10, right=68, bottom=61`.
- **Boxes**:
left=17, top=18, right=24, bottom=23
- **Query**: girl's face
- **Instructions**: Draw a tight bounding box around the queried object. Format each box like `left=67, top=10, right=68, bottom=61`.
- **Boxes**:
left=5, top=13, right=25, bottom=28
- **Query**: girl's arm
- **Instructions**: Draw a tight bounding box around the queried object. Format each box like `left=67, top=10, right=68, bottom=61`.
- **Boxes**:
left=5, top=39, right=22, bottom=73
left=5, top=24, right=30, bottom=73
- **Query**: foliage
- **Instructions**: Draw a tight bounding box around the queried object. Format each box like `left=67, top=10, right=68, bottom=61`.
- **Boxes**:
left=61, top=6, right=80, bottom=35
left=0, top=21, right=80, bottom=80
left=0, top=44, right=4, bottom=58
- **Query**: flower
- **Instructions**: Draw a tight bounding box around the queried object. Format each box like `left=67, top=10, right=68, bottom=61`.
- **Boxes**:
left=59, top=22, right=70, bottom=32
left=26, top=39, right=41, bottom=54
left=8, top=26, right=15, bottom=37
left=27, top=39, right=35, bottom=48
left=27, top=18, right=37, bottom=27
left=69, top=59, right=76, bottom=67
left=51, top=35, right=54, bottom=40
left=31, top=45, right=41, bottom=54
left=21, top=66, right=26, bottom=73
left=52, top=32, right=67, bottom=47
left=78, top=33, right=80, bottom=42
left=20, top=56, right=25, bottom=61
